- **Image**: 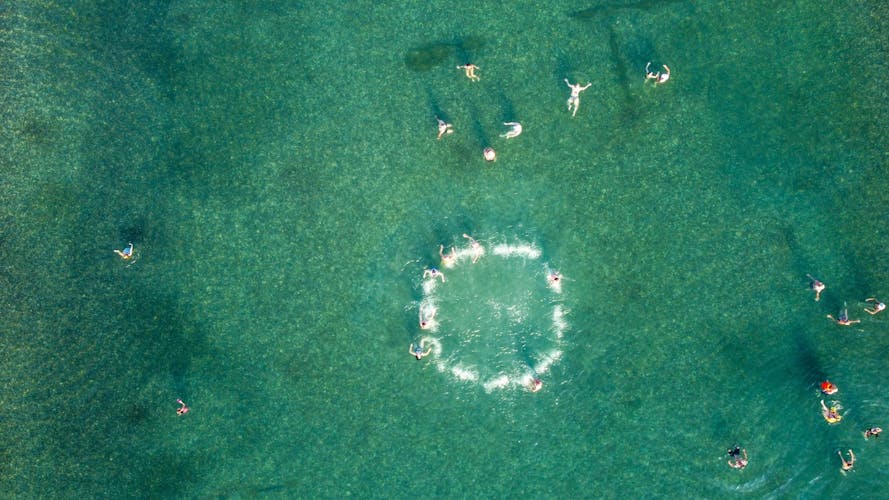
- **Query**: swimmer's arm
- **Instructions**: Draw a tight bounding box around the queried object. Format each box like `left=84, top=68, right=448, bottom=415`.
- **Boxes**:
left=663, top=65, right=670, bottom=73
left=564, top=79, right=570, bottom=87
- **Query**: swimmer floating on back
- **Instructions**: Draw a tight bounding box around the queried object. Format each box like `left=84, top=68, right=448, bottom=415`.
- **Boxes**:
left=807, top=274, right=825, bottom=301
left=457, top=63, right=480, bottom=81
left=436, top=116, right=454, bottom=140
left=423, top=267, right=445, bottom=283
left=114, top=242, right=134, bottom=260
left=865, top=297, right=886, bottom=315
left=500, top=122, right=522, bottom=139
left=727, top=447, right=748, bottom=469
left=564, top=79, right=592, bottom=117
left=409, top=340, right=432, bottom=360
left=821, top=399, right=843, bottom=424
left=827, top=302, right=860, bottom=326
left=462, top=233, right=484, bottom=263
left=645, top=62, right=670, bottom=85
left=865, top=427, right=882, bottom=439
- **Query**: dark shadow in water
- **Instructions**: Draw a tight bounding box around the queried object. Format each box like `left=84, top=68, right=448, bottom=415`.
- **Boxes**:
left=498, top=92, right=518, bottom=123
left=405, top=36, right=486, bottom=72
left=405, top=42, right=454, bottom=72
left=791, top=330, right=827, bottom=382
left=605, top=25, right=644, bottom=126
left=569, top=0, right=687, bottom=19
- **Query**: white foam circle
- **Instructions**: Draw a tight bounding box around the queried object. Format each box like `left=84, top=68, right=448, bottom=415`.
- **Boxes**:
left=417, top=239, right=567, bottom=392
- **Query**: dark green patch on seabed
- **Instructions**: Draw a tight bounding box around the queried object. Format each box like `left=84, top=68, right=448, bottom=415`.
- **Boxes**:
left=2, top=0, right=889, bottom=496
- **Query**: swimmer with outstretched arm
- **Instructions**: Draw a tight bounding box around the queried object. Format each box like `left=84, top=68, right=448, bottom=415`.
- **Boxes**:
left=807, top=274, right=825, bottom=301
left=436, top=116, right=453, bottom=140
left=821, top=399, right=842, bottom=423
left=645, top=62, right=670, bottom=85
left=440, top=245, right=456, bottom=268
left=839, top=449, right=855, bottom=472
left=865, top=297, right=886, bottom=315
left=727, top=448, right=748, bottom=469
left=500, top=122, right=522, bottom=139
left=423, top=267, right=445, bottom=282
left=114, top=242, right=134, bottom=260
left=827, top=302, right=860, bottom=326
left=409, top=340, right=432, bottom=360
left=462, top=233, right=483, bottom=263
left=564, top=79, right=591, bottom=117
left=419, top=303, right=437, bottom=329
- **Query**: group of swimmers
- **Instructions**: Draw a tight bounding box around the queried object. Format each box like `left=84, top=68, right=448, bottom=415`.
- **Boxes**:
left=438, top=60, right=670, bottom=160
left=727, top=276, right=885, bottom=472
left=807, top=274, right=884, bottom=472
left=409, top=234, right=561, bottom=393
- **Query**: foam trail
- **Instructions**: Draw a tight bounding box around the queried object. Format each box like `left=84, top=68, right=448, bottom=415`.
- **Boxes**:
left=492, top=244, right=541, bottom=259
left=483, top=374, right=510, bottom=392
left=451, top=365, right=479, bottom=381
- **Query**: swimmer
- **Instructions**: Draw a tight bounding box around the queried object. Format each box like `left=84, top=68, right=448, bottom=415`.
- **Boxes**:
left=529, top=378, right=543, bottom=392
left=821, top=380, right=838, bottom=395
left=483, top=147, right=496, bottom=162
left=409, top=340, right=432, bottom=360
left=564, top=79, right=592, bottom=117
left=838, top=449, right=855, bottom=472
left=114, top=242, right=134, bottom=260
left=457, top=64, right=480, bottom=81
left=419, top=303, right=437, bottom=329
left=500, top=122, right=523, bottom=139
left=807, top=274, right=825, bottom=301
left=645, top=62, right=670, bottom=85
left=827, top=302, right=860, bottom=326
left=865, top=427, right=882, bottom=439
left=439, top=245, right=456, bottom=268
left=423, top=267, right=446, bottom=283
left=821, top=399, right=843, bottom=424
left=547, top=272, right=563, bottom=293
left=176, top=399, right=189, bottom=416
left=436, top=116, right=454, bottom=140
left=727, top=448, right=748, bottom=469
left=462, top=233, right=483, bottom=263
left=865, top=297, right=886, bottom=315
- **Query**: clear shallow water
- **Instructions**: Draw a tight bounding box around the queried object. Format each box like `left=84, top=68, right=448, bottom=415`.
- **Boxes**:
left=1, top=0, right=888, bottom=496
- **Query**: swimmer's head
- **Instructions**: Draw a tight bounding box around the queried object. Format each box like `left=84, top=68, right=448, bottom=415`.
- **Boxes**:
left=483, top=148, right=496, bottom=162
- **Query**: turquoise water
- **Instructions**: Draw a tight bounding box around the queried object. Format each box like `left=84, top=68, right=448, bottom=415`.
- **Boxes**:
left=2, top=0, right=888, bottom=496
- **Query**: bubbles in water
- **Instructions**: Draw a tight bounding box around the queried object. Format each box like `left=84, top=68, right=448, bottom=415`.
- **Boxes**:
left=414, top=237, right=567, bottom=392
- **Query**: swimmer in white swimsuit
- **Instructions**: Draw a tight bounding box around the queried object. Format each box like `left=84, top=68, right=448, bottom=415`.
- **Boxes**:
left=564, top=79, right=592, bottom=117
left=645, top=62, right=670, bottom=85
left=865, top=297, right=886, bottom=315
left=436, top=116, right=454, bottom=139
left=500, top=122, right=522, bottom=139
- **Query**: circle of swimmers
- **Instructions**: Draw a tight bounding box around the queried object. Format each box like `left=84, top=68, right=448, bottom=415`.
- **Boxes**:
left=728, top=275, right=885, bottom=473
left=408, top=234, right=561, bottom=394
left=436, top=61, right=670, bottom=161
